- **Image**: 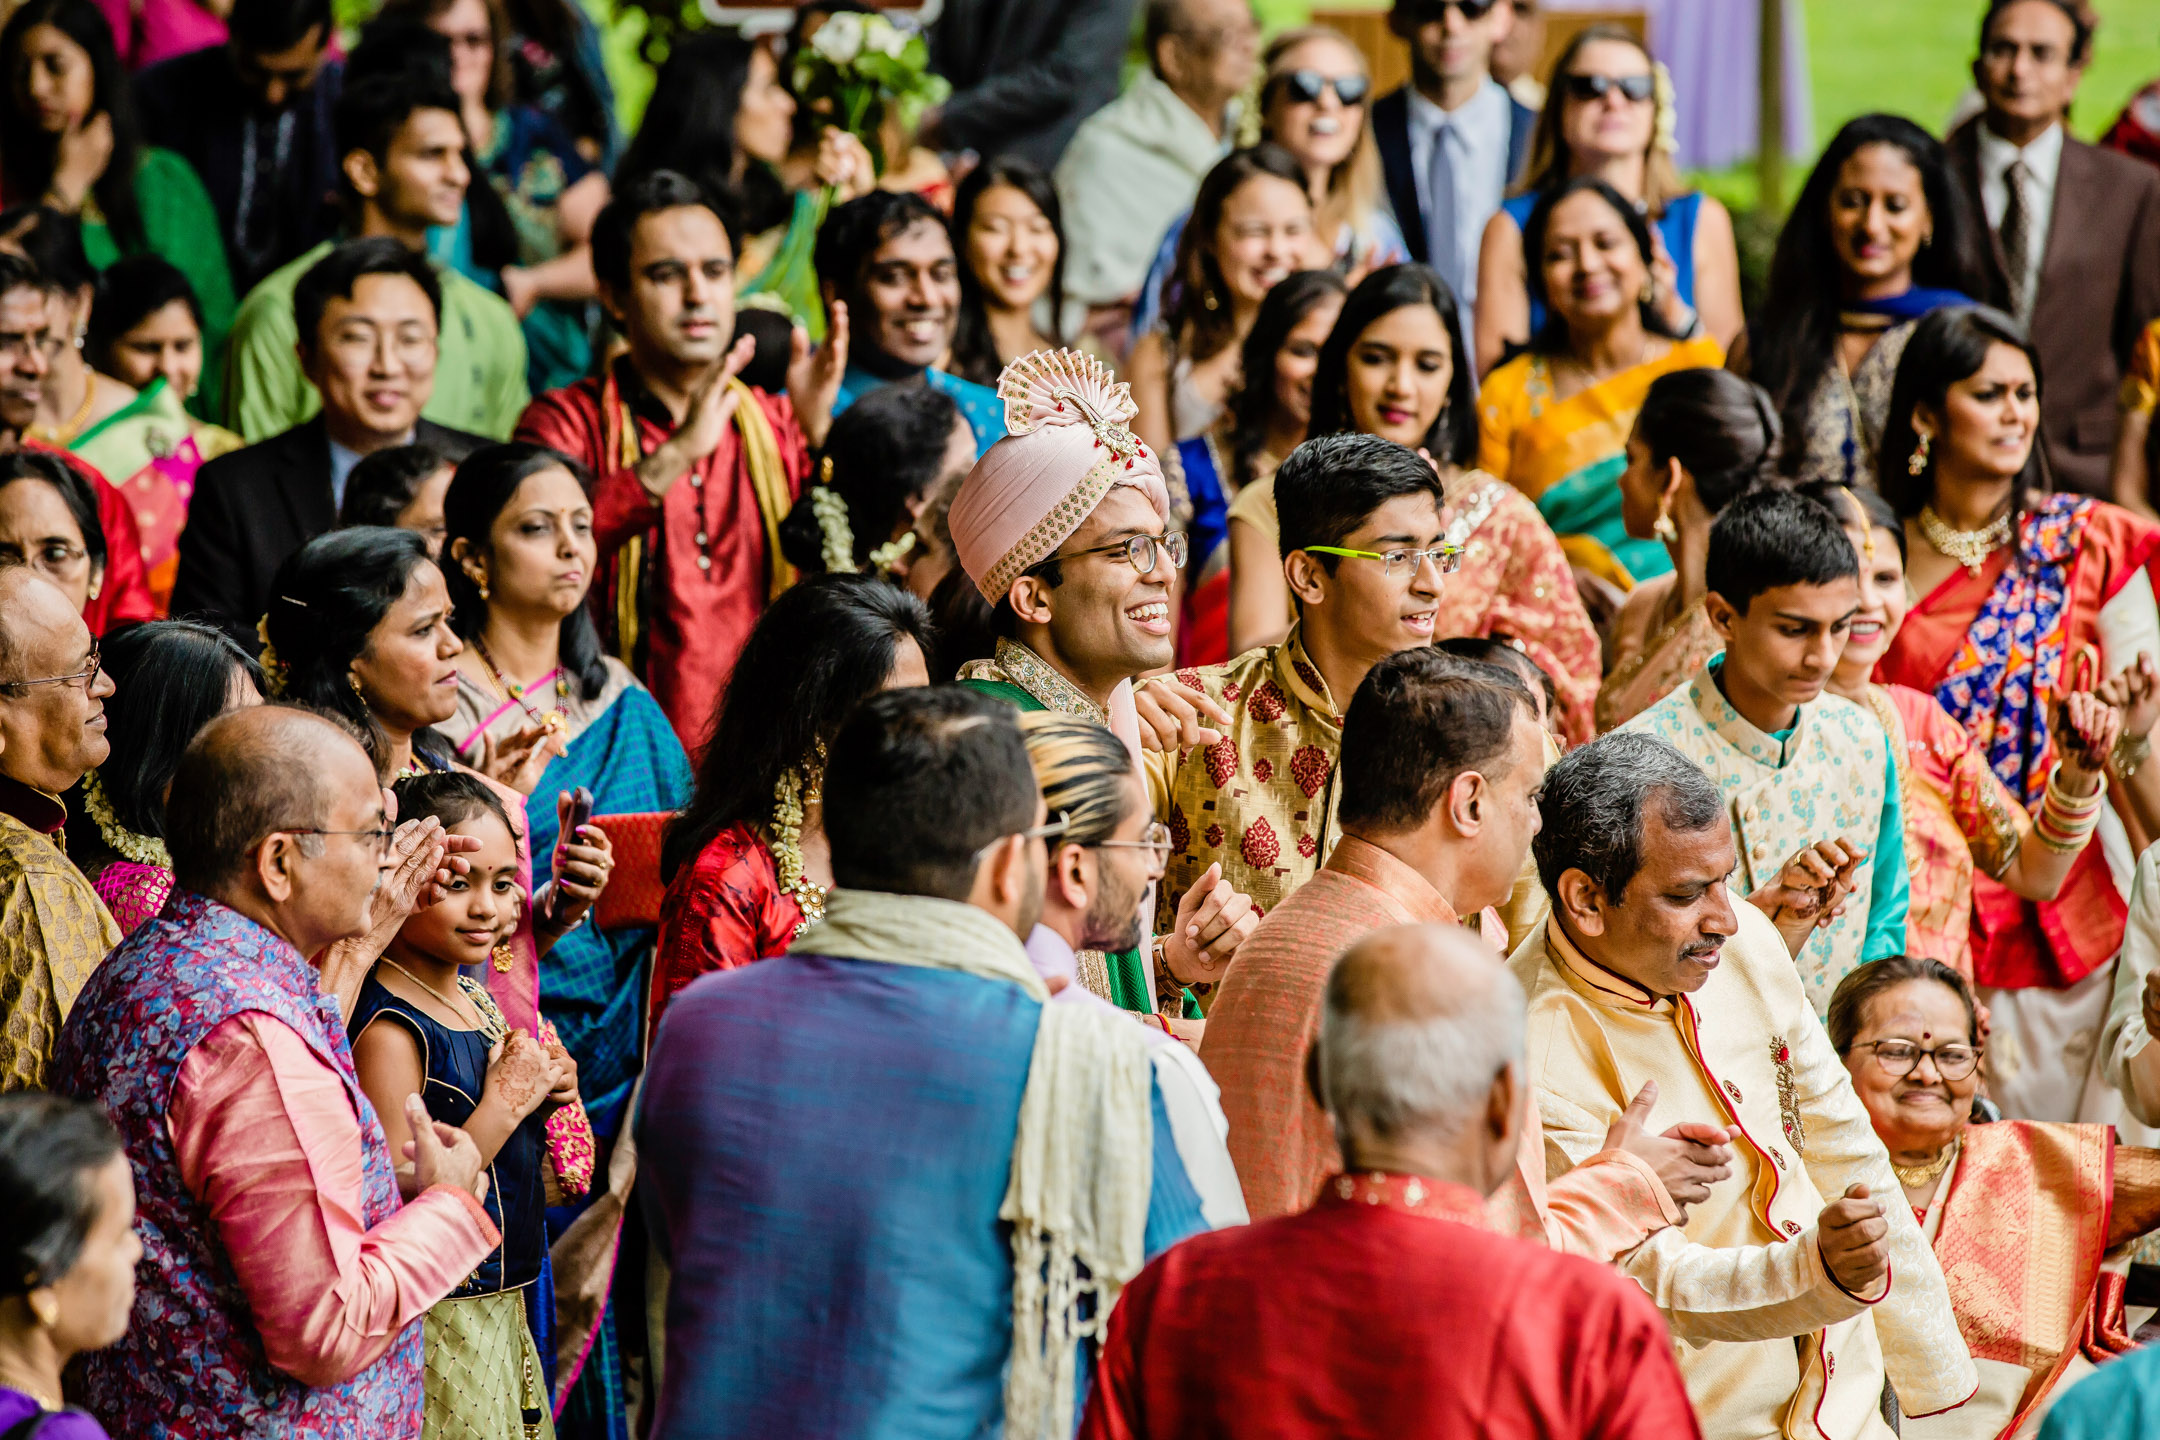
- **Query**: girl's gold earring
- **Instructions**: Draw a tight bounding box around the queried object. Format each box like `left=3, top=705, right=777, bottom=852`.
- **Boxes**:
left=1908, top=431, right=1932, bottom=477
left=1652, top=505, right=1678, bottom=543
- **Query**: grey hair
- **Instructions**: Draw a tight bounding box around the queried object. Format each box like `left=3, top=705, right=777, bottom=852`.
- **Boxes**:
left=1533, top=732, right=1726, bottom=902
left=1318, top=958, right=1527, bottom=1148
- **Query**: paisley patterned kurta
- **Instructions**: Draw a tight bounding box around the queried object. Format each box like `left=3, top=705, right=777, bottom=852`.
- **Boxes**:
left=0, top=809, right=119, bottom=1090
left=1621, top=660, right=1905, bottom=1012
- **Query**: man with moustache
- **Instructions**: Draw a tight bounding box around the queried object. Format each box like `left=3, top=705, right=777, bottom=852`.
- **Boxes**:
left=174, top=239, right=487, bottom=647
left=516, top=169, right=848, bottom=745
left=1511, top=732, right=1977, bottom=1439
left=819, top=190, right=1006, bottom=457
left=952, top=347, right=1257, bottom=1023
left=54, top=705, right=498, bottom=1437
left=0, top=566, right=120, bottom=1090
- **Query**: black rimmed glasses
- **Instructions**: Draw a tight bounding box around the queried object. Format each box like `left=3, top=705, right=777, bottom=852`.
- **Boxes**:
left=1304, top=544, right=1464, bottom=578
left=1562, top=72, right=1656, bottom=105
left=1849, top=1039, right=1982, bottom=1082
left=1041, top=532, right=1188, bottom=578
left=0, top=638, right=100, bottom=695
left=971, top=811, right=1073, bottom=867
left=1402, top=0, right=1500, bottom=21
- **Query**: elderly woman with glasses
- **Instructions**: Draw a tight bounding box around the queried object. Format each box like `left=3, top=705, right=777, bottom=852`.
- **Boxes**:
left=1829, top=956, right=2160, bottom=1439
left=0, top=448, right=152, bottom=635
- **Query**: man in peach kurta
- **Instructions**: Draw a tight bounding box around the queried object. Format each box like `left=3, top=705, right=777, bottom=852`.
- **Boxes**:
left=1201, top=646, right=1694, bottom=1252
left=1512, top=732, right=1977, bottom=1438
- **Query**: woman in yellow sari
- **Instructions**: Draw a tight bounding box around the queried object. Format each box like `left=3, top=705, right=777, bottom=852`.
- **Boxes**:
left=1477, top=177, right=1723, bottom=601
left=1830, top=957, right=2160, bottom=1438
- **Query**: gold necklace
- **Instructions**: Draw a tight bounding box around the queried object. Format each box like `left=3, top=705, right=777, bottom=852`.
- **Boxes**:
left=1918, top=505, right=2012, bottom=574
left=380, top=957, right=492, bottom=1035
left=472, top=633, right=570, bottom=737
left=30, top=371, right=98, bottom=445
left=1891, top=1135, right=1961, bottom=1189
left=0, top=1365, right=63, bottom=1409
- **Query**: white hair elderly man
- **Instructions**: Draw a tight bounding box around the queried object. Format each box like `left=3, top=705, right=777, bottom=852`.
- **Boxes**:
left=1082, top=922, right=1703, bottom=1439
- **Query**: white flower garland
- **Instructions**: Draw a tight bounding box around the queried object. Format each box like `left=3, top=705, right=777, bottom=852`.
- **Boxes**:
left=82, top=769, right=171, bottom=869
left=770, top=754, right=829, bottom=934
left=811, top=485, right=857, bottom=575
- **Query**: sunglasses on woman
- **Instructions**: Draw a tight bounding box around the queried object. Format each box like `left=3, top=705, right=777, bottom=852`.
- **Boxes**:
left=1404, top=0, right=1500, bottom=22
left=1278, top=70, right=1371, bottom=107
left=1562, top=72, right=1656, bottom=104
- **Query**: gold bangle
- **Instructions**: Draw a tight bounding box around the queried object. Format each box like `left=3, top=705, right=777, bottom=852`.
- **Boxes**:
left=2115, top=731, right=2153, bottom=782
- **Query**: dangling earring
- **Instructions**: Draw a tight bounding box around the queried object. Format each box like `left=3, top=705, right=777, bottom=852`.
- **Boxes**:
left=1652, top=503, right=1678, bottom=543
left=1641, top=278, right=1660, bottom=308
left=477, top=577, right=490, bottom=601
left=348, top=672, right=365, bottom=697
left=27, top=1289, right=58, bottom=1328
left=1202, top=287, right=1220, bottom=312
left=492, top=941, right=516, bottom=972
left=1908, top=431, right=1932, bottom=477
left=1920, top=228, right=1935, bottom=249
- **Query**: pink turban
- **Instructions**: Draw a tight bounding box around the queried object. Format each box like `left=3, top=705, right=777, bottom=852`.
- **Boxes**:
left=949, top=350, right=1170, bottom=605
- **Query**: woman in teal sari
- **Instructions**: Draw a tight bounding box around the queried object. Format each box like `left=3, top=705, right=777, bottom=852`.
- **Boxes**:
left=440, top=443, right=690, bottom=1436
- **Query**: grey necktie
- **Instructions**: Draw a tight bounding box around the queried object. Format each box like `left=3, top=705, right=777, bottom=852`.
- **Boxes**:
left=1999, top=158, right=2033, bottom=319
left=1426, top=121, right=1462, bottom=298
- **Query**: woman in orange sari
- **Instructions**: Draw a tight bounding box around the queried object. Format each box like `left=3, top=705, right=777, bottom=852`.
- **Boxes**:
left=1814, top=481, right=2116, bottom=980
left=1874, top=306, right=2160, bottom=1121
left=1476, top=177, right=1724, bottom=602
left=1830, top=958, right=2160, bottom=1438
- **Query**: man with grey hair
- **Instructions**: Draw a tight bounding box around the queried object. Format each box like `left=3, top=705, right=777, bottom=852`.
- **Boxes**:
left=1510, top=731, right=1978, bottom=1439
left=1082, top=922, right=1703, bottom=1438
left=54, top=705, right=496, bottom=1435
left=0, top=566, right=118, bottom=1090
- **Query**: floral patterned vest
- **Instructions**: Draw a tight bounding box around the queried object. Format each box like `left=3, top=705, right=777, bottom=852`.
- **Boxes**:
left=1621, top=661, right=1891, bottom=1014
left=52, top=891, right=422, bottom=1440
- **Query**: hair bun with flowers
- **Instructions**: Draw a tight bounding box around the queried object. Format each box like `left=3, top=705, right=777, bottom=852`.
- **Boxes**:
left=256, top=614, right=289, bottom=699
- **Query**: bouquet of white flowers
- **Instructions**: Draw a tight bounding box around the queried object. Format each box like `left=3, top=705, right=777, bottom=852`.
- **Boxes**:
left=790, top=10, right=949, bottom=174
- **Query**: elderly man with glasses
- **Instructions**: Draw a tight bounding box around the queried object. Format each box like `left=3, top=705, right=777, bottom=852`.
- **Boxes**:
left=952, top=349, right=1260, bottom=1030
left=0, top=566, right=119, bottom=1089
left=54, top=704, right=499, bottom=1438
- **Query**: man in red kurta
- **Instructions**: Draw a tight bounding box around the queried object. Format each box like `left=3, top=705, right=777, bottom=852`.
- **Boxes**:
left=1082, top=921, right=1703, bottom=1440
left=515, top=169, right=845, bottom=746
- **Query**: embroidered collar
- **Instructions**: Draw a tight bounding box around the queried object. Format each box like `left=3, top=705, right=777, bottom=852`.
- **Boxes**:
left=1545, top=918, right=1675, bottom=1014
left=1687, top=657, right=1806, bottom=768
left=1323, top=835, right=1459, bottom=925
left=1273, top=624, right=1340, bottom=727
left=1316, top=1171, right=1489, bottom=1226
left=985, top=638, right=1110, bottom=724
left=0, top=773, right=67, bottom=835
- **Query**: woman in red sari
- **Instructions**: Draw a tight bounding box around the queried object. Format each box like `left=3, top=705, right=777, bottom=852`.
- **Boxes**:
left=1874, top=305, right=2160, bottom=1122
left=651, top=574, right=933, bottom=1025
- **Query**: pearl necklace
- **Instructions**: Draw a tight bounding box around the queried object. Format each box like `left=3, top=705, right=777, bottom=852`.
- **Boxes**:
left=1918, top=506, right=2012, bottom=574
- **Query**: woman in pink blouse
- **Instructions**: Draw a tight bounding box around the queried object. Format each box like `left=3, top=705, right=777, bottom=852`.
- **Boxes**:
left=652, top=575, right=933, bottom=1029
left=64, top=619, right=262, bottom=935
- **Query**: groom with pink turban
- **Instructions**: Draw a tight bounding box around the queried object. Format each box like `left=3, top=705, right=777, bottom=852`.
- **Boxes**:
left=952, top=350, right=1257, bottom=1027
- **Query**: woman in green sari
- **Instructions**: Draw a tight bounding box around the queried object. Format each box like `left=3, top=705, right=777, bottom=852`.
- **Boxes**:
left=1476, top=177, right=1723, bottom=606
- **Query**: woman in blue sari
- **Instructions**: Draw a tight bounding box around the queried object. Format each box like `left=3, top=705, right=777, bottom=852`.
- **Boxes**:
left=1741, top=114, right=1987, bottom=488
left=442, top=443, right=691, bottom=1440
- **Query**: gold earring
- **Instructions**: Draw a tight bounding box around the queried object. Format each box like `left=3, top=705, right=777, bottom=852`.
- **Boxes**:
left=27, top=1289, right=58, bottom=1328
left=492, top=941, right=516, bottom=972
left=1908, top=432, right=1932, bottom=476
left=478, top=578, right=490, bottom=600
left=1652, top=504, right=1678, bottom=543
left=348, top=672, right=365, bottom=696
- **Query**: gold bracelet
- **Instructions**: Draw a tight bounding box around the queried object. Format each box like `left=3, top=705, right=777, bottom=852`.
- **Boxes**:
left=2115, top=731, right=2153, bottom=782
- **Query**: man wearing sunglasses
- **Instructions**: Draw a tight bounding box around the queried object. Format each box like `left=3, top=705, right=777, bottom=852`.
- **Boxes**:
left=1372, top=0, right=1536, bottom=323
left=0, top=567, right=119, bottom=1090
left=54, top=704, right=501, bottom=1434
left=1145, top=433, right=1470, bottom=991
left=952, top=349, right=1258, bottom=1024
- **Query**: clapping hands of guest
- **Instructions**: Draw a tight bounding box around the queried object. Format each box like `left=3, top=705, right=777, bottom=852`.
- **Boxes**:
left=1601, top=1080, right=1734, bottom=1222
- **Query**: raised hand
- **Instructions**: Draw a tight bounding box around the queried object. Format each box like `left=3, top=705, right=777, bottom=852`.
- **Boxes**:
left=787, top=300, right=848, bottom=447
left=1161, top=862, right=1258, bottom=985
left=2052, top=688, right=2123, bottom=788
left=538, top=811, right=614, bottom=942
left=475, top=721, right=567, bottom=796
left=1748, top=839, right=1862, bottom=957
left=1817, top=1183, right=1890, bottom=1297
left=482, top=1030, right=566, bottom=1126
left=1136, top=677, right=1230, bottom=753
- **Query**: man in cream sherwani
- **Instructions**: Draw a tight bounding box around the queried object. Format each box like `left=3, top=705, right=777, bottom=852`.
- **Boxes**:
left=1511, top=733, right=1977, bottom=1439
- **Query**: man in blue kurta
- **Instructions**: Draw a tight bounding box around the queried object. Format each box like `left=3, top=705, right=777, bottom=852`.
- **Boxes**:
left=636, top=685, right=1213, bottom=1440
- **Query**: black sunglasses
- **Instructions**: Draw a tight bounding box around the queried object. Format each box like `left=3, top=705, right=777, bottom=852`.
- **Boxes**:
left=1278, top=69, right=1371, bottom=107
left=1562, top=72, right=1656, bottom=104
left=1404, top=0, right=1500, bottom=22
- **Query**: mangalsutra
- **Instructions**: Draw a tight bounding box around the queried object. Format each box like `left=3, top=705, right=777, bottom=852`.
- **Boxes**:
left=1892, top=1135, right=1961, bottom=1189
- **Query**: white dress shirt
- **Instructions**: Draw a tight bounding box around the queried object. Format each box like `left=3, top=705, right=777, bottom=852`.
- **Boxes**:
left=326, top=428, right=415, bottom=510
left=1975, top=119, right=2063, bottom=313
left=1405, top=78, right=1515, bottom=307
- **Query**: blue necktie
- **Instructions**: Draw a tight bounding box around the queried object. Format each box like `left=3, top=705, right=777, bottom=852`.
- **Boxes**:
left=1427, top=121, right=1463, bottom=297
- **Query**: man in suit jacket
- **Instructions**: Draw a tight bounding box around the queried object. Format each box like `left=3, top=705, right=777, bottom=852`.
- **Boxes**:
left=1371, top=0, right=1535, bottom=322
left=923, top=0, right=1140, bottom=170
left=1948, top=0, right=2160, bottom=498
left=172, top=239, right=484, bottom=645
